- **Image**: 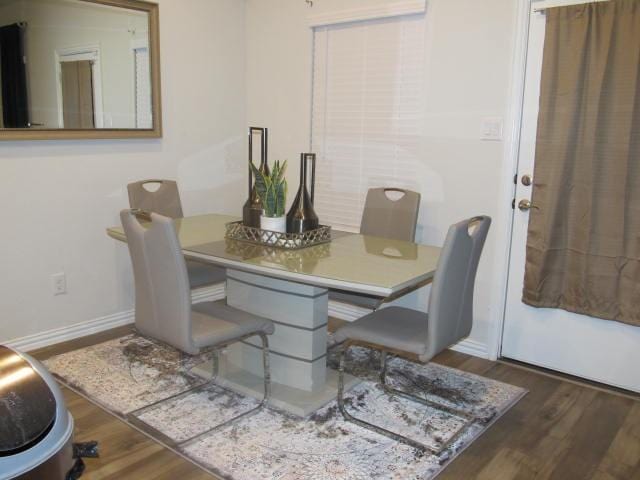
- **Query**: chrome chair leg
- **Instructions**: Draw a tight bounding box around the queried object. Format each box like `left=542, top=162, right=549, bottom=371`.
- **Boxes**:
left=379, top=350, right=388, bottom=384
left=260, top=333, right=272, bottom=406
left=337, top=344, right=477, bottom=455
left=179, top=333, right=271, bottom=447
left=378, top=352, right=474, bottom=422
left=128, top=349, right=221, bottom=419
left=211, top=350, right=220, bottom=382
left=337, top=344, right=431, bottom=453
left=129, top=333, right=272, bottom=447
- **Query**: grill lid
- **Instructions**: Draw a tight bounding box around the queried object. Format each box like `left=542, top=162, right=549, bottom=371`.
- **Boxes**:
left=0, top=346, right=56, bottom=455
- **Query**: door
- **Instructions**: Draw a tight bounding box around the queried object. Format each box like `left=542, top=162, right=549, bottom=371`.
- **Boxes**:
left=61, top=60, right=95, bottom=129
left=501, top=4, right=640, bottom=393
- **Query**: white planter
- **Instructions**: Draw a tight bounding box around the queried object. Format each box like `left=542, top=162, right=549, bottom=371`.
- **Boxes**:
left=260, top=215, right=286, bottom=244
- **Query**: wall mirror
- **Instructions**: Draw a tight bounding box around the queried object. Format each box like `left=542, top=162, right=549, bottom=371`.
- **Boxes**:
left=0, top=0, right=161, bottom=140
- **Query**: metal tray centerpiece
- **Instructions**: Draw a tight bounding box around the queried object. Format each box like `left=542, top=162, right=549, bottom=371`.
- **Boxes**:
left=238, top=127, right=328, bottom=249
left=225, top=221, right=331, bottom=250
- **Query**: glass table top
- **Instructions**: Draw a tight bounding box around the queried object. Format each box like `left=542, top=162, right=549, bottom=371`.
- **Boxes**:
left=107, top=213, right=441, bottom=296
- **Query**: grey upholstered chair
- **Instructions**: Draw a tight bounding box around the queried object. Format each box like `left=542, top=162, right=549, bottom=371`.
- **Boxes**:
left=120, top=210, right=274, bottom=441
left=330, top=187, right=421, bottom=309
left=333, top=216, right=491, bottom=453
left=127, top=179, right=226, bottom=289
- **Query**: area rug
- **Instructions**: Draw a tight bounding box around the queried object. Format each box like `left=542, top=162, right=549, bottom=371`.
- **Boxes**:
left=44, top=334, right=526, bottom=479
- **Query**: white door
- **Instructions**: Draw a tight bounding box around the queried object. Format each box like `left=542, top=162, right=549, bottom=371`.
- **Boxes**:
left=501, top=5, right=640, bottom=393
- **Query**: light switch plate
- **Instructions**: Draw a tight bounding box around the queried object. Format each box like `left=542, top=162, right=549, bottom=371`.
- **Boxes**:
left=481, top=117, right=504, bottom=141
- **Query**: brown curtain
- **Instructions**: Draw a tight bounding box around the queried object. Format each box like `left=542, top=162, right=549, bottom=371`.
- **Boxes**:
left=523, top=0, right=640, bottom=326
left=61, top=60, right=95, bottom=129
left=0, top=24, right=29, bottom=128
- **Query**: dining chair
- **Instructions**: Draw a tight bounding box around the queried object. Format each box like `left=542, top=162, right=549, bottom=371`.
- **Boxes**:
left=332, top=216, right=491, bottom=453
left=120, top=209, right=274, bottom=442
left=127, top=179, right=226, bottom=289
left=329, top=187, right=421, bottom=309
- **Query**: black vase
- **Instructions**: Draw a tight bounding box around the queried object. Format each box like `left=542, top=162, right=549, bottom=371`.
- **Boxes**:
left=242, top=127, right=269, bottom=227
left=287, top=153, right=319, bottom=233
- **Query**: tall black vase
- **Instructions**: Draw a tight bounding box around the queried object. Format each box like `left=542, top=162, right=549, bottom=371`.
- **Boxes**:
left=242, top=127, right=269, bottom=227
left=287, top=153, right=319, bottom=233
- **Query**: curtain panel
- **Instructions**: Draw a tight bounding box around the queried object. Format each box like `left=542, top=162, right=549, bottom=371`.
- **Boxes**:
left=523, top=0, right=640, bottom=326
left=0, top=24, right=29, bottom=128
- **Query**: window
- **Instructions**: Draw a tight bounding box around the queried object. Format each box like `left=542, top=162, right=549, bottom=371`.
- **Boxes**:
left=133, top=46, right=152, bottom=129
left=311, top=14, right=426, bottom=231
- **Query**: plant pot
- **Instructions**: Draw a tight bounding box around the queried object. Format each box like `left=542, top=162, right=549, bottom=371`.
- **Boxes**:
left=260, top=215, right=286, bottom=244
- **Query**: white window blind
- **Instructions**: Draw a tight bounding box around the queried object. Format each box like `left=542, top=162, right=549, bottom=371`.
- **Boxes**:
left=311, top=14, right=426, bottom=231
left=134, top=47, right=152, bottom=129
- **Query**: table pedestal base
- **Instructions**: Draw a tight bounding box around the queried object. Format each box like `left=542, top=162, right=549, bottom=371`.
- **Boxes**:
left=192, top=357, right=360, bottom=417
left=192, top=268, right=361, bottom=416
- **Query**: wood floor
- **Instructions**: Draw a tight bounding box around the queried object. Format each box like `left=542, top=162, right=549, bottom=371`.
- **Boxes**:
left=31, top=326, right=640, bottom=480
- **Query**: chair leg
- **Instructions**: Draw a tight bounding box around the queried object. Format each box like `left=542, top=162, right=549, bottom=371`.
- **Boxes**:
left=379, top=360, right=474, bottom=422
left=128, top=349, right=221, bottom=418
left=380, top=350, right=388, bottom=384
left=259, top=333, right=272, bottom=406
left=337, top=344, right=432, bottom=453
left=338, top=345, right=478, bottom=455
left=211, top=350, right=220, bottom=382
left=178, top=333, right=272, bottom=447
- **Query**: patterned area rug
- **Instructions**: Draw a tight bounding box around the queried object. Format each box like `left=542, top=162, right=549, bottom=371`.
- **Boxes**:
left=45, top=334, right=526, bottom=479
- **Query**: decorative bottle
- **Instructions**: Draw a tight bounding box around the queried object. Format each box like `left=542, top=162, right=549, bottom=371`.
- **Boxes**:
left=286, top=153, right=319, bottom=233
left=243, top=127, right=269, bottom=227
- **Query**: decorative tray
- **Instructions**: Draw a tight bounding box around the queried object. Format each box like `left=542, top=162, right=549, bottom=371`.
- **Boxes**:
left=225, top=221, right=332, bottom=250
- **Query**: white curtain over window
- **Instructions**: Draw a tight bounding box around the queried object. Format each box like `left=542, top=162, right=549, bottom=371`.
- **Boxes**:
left=134, top=47, right=152, bottom=129
left=311, top=14, right=426, bottom=231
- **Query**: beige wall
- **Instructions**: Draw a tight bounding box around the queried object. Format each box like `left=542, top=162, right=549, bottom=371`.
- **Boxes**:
left=0, top=0, right=247, bottom=344
left=245, top=0, right=519, bottom=354
left=1, top=0, right=521, bottom=358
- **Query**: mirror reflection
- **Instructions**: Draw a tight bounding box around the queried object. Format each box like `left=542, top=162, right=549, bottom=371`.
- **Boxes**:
left=0, top=0, right=152, bottom=130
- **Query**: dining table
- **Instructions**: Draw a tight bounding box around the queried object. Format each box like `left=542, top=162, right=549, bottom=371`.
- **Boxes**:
left=107, top=213, right=441, bottom=416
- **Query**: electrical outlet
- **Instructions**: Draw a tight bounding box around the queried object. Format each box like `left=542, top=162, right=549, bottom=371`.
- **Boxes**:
left=52, top=272, right=67, bottom=296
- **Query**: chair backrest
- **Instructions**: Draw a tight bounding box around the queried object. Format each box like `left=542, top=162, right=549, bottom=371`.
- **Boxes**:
left=120, top=209, right=197, bottom=354
left=422, top=216, right=491, bottom=361
left=360, top=188, right=421, bottom=241
left=127, top=180, right=184, bottom=219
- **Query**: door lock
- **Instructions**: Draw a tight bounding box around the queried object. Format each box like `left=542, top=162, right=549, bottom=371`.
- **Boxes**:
left=518, top=199, right=539, bottom=212
left=521, top=174, right=533, bottom=186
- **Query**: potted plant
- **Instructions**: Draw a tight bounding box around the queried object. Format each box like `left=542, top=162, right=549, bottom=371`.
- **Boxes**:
left=250, top=159, right=288, bottom=236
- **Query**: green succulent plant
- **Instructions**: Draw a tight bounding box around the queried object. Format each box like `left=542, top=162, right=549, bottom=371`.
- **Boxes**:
left=250, top=159, right=288, bottom=217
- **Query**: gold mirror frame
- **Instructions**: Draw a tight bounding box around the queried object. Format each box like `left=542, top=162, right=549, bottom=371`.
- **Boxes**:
left=1, top=0, right=162, bottom=141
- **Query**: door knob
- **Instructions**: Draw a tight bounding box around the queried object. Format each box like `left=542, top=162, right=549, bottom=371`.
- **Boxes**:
left=518, top=199, right=539, bottom=212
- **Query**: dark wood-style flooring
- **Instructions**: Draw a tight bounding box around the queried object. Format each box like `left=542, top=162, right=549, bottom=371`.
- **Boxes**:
left=30, top=325, right=640, bottom=480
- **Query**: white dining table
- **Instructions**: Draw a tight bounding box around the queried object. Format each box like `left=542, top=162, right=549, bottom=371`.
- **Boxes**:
left=108, top=213, right=441, bottom=415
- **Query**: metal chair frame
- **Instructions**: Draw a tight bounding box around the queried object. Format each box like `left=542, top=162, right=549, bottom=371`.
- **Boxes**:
left=128, top=332, right=271, bottom=447
left=336, top=341, right=477, bottom=455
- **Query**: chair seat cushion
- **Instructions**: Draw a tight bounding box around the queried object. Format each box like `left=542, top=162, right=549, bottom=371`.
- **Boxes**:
left=332, top=306, right=428, bottom=357
left=191, top=302, right=275, bottom=348
left=186, top=260, right=226, bottom=289
left=329, top=290, right=380, bottom=309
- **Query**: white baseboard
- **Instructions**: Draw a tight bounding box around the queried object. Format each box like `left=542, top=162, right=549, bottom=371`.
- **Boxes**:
left=6, top=310, right=135, bottom=353
left=6, top=288, right=488, bottom=360
left=6, top=283, right=226, bottom=353
left=191, top=283, right=226, bottom=304
left=327, top=300, right=372, bottom=322
left=449, top=338, right=489, bottom=359
left=328, top=300, right=490, bottom=360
